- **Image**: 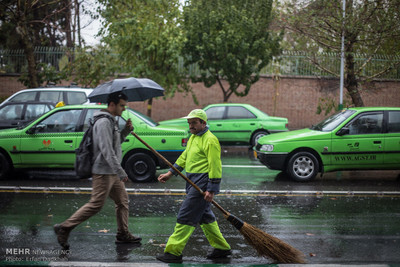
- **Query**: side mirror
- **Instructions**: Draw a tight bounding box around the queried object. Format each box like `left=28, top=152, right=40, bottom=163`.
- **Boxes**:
left=26, top=124, right=45, bottom=134
left=336, top=127, right=350, bottom=136
left=26, top=125, right=36, bottom=134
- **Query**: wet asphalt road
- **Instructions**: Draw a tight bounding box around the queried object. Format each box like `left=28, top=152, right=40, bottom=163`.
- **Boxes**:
left=0, top=147, right=400, bottom=266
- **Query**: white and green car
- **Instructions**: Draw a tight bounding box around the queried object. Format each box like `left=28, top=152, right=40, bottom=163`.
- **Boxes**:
left=0, top=104, right=189, bottom=182
left=255, top=107, right=400, bottom=182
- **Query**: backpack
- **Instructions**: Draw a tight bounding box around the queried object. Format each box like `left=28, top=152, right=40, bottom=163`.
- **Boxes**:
left=75, top=114, right=113, bottom=178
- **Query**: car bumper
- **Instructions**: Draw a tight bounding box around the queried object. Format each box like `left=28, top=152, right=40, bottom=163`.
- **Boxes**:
left=256, top=151, right=288, bottom=171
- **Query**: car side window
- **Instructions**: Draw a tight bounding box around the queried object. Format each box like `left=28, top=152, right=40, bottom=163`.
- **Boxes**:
left=9, top=92, right=37, bottom=102
left=35, top=110, right=81, bottom=133
left=227, top=106, right=256, bottom=119
left=39, top=91, right=63, bottom=103
left=82, top=109, right=124, bottom=132
left=347, top=113, right=383, bottom=135
left=388, top=111, right=400, bottom=133
left=83, top=109, right=100, bottom=132
left=206, top=107, right=225, bottom=120
left=25, top=104, right=52, bottom=120
left=67, top=92, right=87, bottom=104
left=0, top=104, right=24, bottom=120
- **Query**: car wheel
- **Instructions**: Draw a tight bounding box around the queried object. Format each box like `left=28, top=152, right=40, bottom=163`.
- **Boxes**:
left=251, top=131, right=268, bottom=147
left=124, top=153, right=156, bottom=183
left=0, top=153, right=11, bottom=179
left=287, top=151, right=319, bottom=182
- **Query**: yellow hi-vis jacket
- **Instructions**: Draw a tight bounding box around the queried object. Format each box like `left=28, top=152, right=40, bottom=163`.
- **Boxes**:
left=172, top=128, right=222, bottom=192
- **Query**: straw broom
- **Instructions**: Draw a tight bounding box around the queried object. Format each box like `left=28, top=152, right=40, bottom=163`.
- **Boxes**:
left=131, top=131, right=306, bottom=263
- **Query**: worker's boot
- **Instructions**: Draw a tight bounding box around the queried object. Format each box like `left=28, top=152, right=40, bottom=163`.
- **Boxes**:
left=156, top=223, right=195, bottom=263
left=156, top=252, right=183, bottom=263
left=207, top=248, right=232, bottom=259
left=201, top=221, right=231, bottom=259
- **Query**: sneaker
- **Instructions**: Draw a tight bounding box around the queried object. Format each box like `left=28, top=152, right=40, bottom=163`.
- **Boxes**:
left=156, top=252, right=183, bottom=264
left=115, top=232, right=142, bottom=244
left=207, top=248, right=232, bottom=259
left=54, top=224, right=71, bottom=250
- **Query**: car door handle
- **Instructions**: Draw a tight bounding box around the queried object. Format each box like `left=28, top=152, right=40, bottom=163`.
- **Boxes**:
left=373, top=141, right=381, bottom=144
left=64, top=140, right=73, bottom=143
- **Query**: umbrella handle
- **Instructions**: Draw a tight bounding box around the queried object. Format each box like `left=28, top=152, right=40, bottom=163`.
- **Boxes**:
left=130, top=131, right=229, bottom=217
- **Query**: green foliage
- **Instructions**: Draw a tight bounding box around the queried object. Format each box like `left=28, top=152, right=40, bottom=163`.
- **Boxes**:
left=64, top=46, right=119, bottom=88
left=316, top=97, right=351, bottom=116
left=97, top=0, right=191, bottom=97
left=18, top=63, right=68, bottom=88
left=0, top=0, right=73, bottom=49
left=183, top=0, right=282, bottom=102
left=281, top=0, right=400, bottom=107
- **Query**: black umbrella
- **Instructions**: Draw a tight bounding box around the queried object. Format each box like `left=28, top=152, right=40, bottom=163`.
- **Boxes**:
left=89, top=77, right=164, bottom=103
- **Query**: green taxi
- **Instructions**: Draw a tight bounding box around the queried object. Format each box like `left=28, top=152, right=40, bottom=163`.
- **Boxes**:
left=160, top=103, right=288, bottom=146
left=0, top=104, right=190, bottom=182
left=254, top=107, right=400, bottom=182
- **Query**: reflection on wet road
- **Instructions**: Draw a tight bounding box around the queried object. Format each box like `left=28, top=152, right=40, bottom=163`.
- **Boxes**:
left=1, top=188, right=400, bottom=265
left=0, top=147, right=399, bottom=265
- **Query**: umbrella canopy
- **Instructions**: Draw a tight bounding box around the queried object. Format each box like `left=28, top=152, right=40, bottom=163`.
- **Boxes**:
left=89, top=77, right=164, bottom=103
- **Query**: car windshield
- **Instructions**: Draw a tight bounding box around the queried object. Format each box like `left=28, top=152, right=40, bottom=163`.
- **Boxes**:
left=126, top=108, right=159, bottom=127
left=16, top=119, right=35, bottom=129
left=311, top=109, right=356, bottom=131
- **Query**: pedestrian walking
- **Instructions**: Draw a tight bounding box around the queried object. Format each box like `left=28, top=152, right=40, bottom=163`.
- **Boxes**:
left=54, top=91, right=141, bottom=249
left=156, top=109, right=231, bottom=263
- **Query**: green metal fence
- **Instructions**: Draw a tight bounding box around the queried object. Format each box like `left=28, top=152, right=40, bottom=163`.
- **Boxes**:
left=0, top=47, right=70, bottom=74
left=1, top=47, right=399, bottom=80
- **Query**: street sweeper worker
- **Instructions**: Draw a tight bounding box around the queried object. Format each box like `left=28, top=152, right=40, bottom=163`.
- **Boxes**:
left=156, top=109, right=231, bottom=263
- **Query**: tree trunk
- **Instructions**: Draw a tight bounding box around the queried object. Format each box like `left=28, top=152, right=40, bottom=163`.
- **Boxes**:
left=147, top=98, right=153, bottom=117
left=63, top=0, right=73, bottom=47
left=16, top=16, right=39, bottom=88
left=24, top=42, right=39, bottom=88
left=345, top=52, right=364, bottom=107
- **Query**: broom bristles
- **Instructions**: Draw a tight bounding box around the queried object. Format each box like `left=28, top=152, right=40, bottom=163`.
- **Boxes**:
left=240, top=222, right=306, bottom=264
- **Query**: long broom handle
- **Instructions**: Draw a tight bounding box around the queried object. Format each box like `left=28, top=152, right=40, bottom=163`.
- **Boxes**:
left=131, top=131, right=229, bottom=217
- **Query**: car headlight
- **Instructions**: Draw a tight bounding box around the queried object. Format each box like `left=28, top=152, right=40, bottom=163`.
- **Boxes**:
left=260, top=144, right=274, bottom=152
